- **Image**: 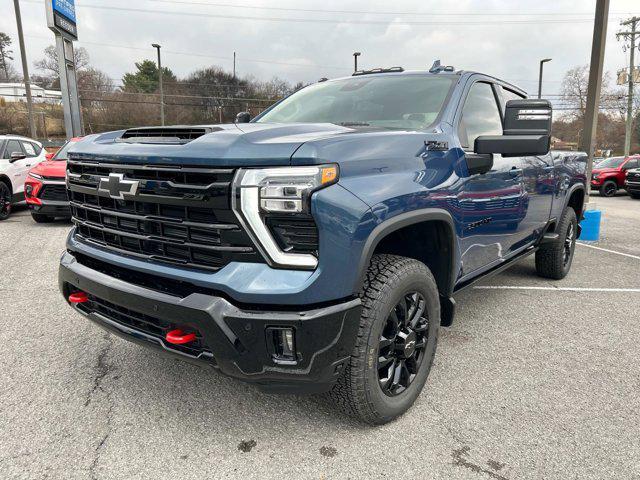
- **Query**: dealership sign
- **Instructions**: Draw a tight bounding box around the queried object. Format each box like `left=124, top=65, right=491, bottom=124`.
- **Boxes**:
left=46, top=0, right=77, bottom=39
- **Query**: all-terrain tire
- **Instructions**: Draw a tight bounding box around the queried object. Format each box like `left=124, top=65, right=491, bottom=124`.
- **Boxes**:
left=328, top=254, right=440, bottom=425
left=0, top=182, right=12, bottom=221
left=535, top=207, right=577, bottom=280
left=31, top=213, right=54, bottom=223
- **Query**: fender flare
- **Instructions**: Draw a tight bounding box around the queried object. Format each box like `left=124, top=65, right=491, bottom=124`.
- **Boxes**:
left=355, top=208, right=459, bottom=297
left=564, top=183, right=586, bottom=220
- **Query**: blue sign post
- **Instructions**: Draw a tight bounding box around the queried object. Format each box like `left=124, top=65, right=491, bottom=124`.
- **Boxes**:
left=52, top=0, right=76, bottom=23
left=47, top=0, right=77, bottom=40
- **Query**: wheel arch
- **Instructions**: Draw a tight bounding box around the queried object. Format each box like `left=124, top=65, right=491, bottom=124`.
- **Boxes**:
left=356, top=209, right=459, bottom=299
left=0, top=174, right=13, bottom=193
left=565, top=184, right=586, bottom=221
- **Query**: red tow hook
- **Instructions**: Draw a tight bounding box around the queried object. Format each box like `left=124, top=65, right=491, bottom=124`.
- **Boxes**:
left=68, top=292, right=89, bottom=304
left=165, top=329, right=197, bottom=345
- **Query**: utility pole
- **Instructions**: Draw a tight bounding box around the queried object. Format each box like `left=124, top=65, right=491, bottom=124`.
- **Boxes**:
left=617, top=16, right=639, bottom=157
left=152, top=43, right=165, bottom=126
left=13, top=0, right=36, bottom=138
left=233, top=51, right=236, bottom=79
left=353, top=52, right=361, bottom=73
left=582, top=0, right=610, bottom=203
left=538, top=58, right=552, bottom=99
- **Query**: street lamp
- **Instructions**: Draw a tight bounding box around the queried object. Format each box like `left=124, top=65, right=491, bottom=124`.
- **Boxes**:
left=538, top=58, right=552, bottom=99
left=152, top=43, right=165, bottom=125
left=353, top=52, right=361, bottom=73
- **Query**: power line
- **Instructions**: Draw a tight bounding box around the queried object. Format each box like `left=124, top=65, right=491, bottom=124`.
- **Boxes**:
left=20, top=0, right=632, bottom=26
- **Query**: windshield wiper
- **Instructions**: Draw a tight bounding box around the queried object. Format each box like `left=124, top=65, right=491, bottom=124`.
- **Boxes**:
left=336, top=121, right=370, bottom=127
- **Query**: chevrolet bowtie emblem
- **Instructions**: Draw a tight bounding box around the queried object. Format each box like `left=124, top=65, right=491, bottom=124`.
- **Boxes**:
left=98, top=173, right=139, bottom=200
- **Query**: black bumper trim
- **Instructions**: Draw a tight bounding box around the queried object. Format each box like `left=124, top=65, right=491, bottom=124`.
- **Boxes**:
left=59, top=251, right=361, bottom=393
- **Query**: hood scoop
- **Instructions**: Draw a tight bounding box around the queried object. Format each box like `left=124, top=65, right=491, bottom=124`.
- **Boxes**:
left=116, top=126, right=221, bottom=145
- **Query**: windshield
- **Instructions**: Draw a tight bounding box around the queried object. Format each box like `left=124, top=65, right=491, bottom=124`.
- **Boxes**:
left=596, top=157, right=625, bottom=169
left=53, top=141, right=76, bottom=161
left=256, top=75, right=456, bottom=130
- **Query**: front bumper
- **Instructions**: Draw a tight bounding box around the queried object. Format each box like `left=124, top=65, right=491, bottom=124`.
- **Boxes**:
left=59, top=251, right=361, bottom=393
left=625, top=181, right=640, bottom=194
left=29, top=200, right=71, bottom=217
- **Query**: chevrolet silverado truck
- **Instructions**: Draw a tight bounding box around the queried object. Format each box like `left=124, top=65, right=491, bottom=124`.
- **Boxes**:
left=59, top=66, right=587, bottom=424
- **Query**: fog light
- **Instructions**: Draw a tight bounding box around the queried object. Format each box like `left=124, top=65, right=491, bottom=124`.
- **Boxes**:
left=267, top=327, right=297, bottom=364
left=25, top=184, right=33, bottom=196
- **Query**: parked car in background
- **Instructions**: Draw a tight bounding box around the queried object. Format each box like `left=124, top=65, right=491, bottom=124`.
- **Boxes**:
left=625, top=167, right=640, bottom=199
left=0, top=135, right=48, bottom=220
left=590, top=155, right=640, bottom=197
left=24, top=137, right=82, bottom=223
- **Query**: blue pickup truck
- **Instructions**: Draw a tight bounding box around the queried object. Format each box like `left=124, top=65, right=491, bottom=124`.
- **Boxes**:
left=59, top=65, right=587, bottom=424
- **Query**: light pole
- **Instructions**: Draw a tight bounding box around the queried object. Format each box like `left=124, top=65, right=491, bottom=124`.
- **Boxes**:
left=13, top=0, right=36, bottom=138
left=538, top=58, right=552, bottom=99
left=353, top=52, right=361, bottom=73
left=152, top=43, right=165, bottom=126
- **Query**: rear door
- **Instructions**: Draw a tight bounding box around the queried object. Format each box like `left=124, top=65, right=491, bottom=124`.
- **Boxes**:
left=456, top=80, right=526, bottom=275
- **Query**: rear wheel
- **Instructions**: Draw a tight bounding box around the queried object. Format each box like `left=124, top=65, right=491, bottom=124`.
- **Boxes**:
left=31, top=212, right=54, bottom=223
left=0, top=182, right=12, bottom=221
left=600, top=180, right=617, bottom=197
left=535, top=207, right=577, bottom=280
left=328, top=254, right=440, bottom=425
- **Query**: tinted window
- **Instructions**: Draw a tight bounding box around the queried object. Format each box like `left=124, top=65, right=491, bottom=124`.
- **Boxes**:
left=458, top=82, right=503, bottom=148
left=53, top=140, right=76, bottom=161
left=3, top=140, right=23, bottom=159
left=22, top=142, right=37, bottom=157
left=257, top=75, right=456, bottom=130
left=597, top=157, right=625, bottom=169
left=623, top=159, right=638, bottom=169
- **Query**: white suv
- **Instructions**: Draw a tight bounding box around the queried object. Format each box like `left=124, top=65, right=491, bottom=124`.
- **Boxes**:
left=0, top=135, right=48, bottom=220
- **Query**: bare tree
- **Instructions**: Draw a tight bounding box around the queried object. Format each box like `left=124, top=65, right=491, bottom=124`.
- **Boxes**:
left=559, top=65, right=617, bottom=120
left=0, top=32, right=14, bottom=82
left=34, top=45, right=90, bottom=87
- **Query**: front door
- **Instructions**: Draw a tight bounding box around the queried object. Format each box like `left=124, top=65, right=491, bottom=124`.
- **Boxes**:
left=456, top=81, right=526, bottom=275
left=1, top=139, right=29, bottom=198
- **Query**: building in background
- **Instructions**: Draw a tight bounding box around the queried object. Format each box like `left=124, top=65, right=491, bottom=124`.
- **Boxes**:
left=0, top=83, right=62, bottom=104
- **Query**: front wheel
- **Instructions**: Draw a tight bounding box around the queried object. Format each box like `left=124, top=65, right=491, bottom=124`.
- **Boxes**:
left=600, top=180, right=617, bottom=197
left=0, top=182, right=12, bottom=221
left=535, top=207, right=577, bottom=280
left=329, top=254, right=440, bottom=425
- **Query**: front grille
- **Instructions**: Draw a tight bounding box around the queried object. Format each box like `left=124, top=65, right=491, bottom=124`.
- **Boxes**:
left=67, top=158, right=263, bottom=271
left=76, top=293, right=212, bottom=358
left=265, top=215, right=319, bottom=254
left=40, top=184, right=68, bottom=201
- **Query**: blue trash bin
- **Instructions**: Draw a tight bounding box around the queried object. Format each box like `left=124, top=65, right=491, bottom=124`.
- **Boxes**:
left=579, top=210, right=601, bottom=241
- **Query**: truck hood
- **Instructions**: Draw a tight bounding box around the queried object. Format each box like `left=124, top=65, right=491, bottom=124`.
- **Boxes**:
left=29, top=160, right=67, bottom=178
left=68, top=123, right=365, bottom=167
left=592, top=167, right=619, bottom=174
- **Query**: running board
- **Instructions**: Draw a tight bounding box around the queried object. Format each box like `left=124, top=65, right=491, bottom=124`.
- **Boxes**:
left=453, top=246, right=539, bottom=294
left=540, top=232, right=560, bottom=245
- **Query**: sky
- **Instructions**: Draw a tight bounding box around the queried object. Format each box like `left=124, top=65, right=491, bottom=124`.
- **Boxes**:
left=2, top=0, right=640, bottom=99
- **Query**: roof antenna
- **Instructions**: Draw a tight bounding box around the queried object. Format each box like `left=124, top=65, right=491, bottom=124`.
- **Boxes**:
left=429, top=60, right=442, bottom=73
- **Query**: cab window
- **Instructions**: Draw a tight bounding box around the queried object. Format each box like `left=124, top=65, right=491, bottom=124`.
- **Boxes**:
left=3, top=140, right=24, bottom=159
left=458, top=82, right=503, bottom=149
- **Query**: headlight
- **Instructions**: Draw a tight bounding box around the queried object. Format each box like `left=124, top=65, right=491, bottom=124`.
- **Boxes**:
left=232, top=165, right=338, bottom=269
left=29, top=173, right=43, bottom=180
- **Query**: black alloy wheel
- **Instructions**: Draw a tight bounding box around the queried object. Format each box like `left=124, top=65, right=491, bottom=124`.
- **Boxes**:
left=563, top=221, right=575, bottom=267
left=377, top=292, right=430, bottom=396
left=0, top=183, right=11, bottom=221
left=601, top=180, right=617, bottom=197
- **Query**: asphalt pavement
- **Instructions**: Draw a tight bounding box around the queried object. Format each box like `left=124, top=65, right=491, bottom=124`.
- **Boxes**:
left=0, top=194, right=638, bottom=480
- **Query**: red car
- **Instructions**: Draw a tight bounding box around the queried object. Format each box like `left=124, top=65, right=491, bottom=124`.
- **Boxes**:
left=24, top=137, right=81, bottom=223
left=590, top=155, right=640, bottom=197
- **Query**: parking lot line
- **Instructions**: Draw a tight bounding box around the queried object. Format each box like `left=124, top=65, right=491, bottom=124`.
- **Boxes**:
left=577, top=242, right=640, bottom=260
left=474, top=285, right=640, bottom=293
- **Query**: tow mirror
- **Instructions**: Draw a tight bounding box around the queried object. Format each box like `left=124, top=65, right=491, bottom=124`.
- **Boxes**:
left=9, top=152, right=27, bottom=163
left=475, top=99, right=551, bottom=157
left=235, top=112, right=251, bottom=123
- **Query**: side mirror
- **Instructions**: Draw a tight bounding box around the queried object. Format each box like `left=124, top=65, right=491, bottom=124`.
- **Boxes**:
left=45, top=152, right=55, bottom=161
left=9, top=152, right=26, bottom=163
left=475, top=99, right=552, bottom=157
left=235, top=112, right=251, bottom=123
